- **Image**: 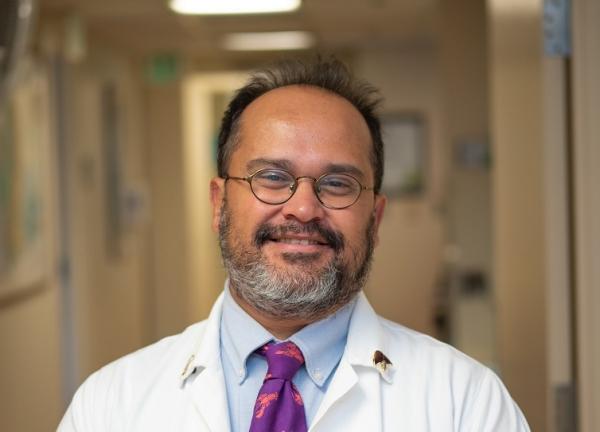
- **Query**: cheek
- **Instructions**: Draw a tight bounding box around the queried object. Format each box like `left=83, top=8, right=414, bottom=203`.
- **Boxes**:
left=334, top=213, right=370, bottom=247
left=227, top=193, right=277, bottom=240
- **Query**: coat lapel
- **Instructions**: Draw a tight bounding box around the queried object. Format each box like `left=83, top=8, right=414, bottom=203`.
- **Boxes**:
left=309, top=359, right=358, bottom=430
left=177, top=291, right=395, bottom=432
left=181, top=294, right=231, bottom=432
left=188, top=366, right=230, bottom=432
left=309, top=293, right=394, bottom=432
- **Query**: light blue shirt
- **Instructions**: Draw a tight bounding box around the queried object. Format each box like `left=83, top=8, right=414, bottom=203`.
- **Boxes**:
left=220, top=284, right=356, bottom=432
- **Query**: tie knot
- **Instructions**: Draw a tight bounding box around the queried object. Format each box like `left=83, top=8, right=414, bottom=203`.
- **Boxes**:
left=258, top=341, right=305, bottom=381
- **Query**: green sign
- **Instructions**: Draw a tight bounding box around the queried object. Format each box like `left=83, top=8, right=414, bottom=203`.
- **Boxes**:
left=146, top=54, right=179, bottom=84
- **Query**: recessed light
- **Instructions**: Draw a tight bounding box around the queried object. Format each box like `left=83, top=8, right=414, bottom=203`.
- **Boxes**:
left=223, top=31, right=315, bottom=51
left=169, top=0, right=301, bottom=15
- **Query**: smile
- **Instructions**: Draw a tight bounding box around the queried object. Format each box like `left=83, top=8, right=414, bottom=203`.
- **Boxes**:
left=272, top=237, right=327, bottom=246
left=254, top=221, right=345, bottom=253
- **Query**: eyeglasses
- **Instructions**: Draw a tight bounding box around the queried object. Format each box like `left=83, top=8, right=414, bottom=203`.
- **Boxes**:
left=224, top=168, right=374, bottom=210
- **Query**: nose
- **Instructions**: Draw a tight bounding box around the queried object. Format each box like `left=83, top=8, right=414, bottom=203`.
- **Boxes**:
left=280, top=178, right=326, bottom=223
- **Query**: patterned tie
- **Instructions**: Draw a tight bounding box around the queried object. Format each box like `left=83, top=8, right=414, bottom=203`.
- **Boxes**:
left=249, top=341, right=308, bottom=432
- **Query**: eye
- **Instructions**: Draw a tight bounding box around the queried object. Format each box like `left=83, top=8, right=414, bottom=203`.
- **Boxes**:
left=318, top=174, right=359, bottom=196
left=253, top=169, right=293, bottom=189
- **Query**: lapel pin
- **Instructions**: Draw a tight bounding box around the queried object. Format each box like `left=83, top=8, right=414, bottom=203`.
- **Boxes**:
left=373, top=350, right=392, bottom=374
left=181, top=354, right=196, bottom=379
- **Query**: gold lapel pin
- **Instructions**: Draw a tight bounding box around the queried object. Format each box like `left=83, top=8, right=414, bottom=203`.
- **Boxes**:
left=373, top=350, right=392, bottom=373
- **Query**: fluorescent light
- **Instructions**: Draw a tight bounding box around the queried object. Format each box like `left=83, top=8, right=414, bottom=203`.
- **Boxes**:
left=223, top=31, right=315, bottom=51
left=169, top=0, right=301, bottom=15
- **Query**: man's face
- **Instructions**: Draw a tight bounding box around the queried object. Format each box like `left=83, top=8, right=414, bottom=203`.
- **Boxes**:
left=210, top=85, right=386, bottom=321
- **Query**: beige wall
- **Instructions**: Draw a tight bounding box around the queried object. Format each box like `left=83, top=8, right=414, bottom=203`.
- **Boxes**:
left=145, top=80, right=191, bottom=339
left=542, top=57, right=573, bottom=432
left=572, top=0, right=600, bottom=429
left=66, top=47, right=150, bottom=381
left=356, top=47, right=445, bottom=337
left=0, top=30, right=173, bottom=431
left=0, top=288, right=63, bottom=430
left=146, top=72, right=246, bottom=336
left=439, top=0, right=496, bottom=367
left=487, top=0, right=549, bottom=429
left=0, top=62, right=63, bottom=430
left=180, top=73, right=246, bottom=324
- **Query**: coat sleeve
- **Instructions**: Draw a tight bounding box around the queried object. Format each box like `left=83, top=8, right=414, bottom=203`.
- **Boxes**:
left=461, top=368, right=531, bottom=432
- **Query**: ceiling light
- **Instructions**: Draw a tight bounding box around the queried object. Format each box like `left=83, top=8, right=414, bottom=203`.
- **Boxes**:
left=223, top=31, right=315, bottom=51
left=169, top=0, right=301, bottom=15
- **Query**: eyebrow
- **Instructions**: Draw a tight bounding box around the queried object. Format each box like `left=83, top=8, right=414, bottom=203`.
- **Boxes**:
left=246, top=158, right=294, bottom=172
left=246, top=158, right=366, bottom=181
left=323, top=163, right=366, bottom=180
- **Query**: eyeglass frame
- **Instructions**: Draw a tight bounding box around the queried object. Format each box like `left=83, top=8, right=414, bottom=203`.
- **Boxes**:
left=223, top=168, right=375, bottom=210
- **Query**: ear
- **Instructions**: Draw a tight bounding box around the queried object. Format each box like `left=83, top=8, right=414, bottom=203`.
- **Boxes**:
left=210, top=177, right=226, bottom=233
left=371, top=194, right=387, bottom=247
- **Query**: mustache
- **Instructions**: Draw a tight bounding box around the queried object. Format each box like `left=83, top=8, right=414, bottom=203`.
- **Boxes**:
left=254, top=221, right=345, bottom=253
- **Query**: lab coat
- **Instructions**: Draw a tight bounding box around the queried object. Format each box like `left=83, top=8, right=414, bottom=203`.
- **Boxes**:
left=58, top=292, right=530, bottom=431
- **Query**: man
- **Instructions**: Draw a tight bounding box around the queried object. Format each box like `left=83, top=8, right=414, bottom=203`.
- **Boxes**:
left=59, top=58, right=530, bottom=431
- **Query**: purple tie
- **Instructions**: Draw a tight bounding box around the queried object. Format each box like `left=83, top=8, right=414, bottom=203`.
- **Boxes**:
left=249, top=341, right=308, bottom=432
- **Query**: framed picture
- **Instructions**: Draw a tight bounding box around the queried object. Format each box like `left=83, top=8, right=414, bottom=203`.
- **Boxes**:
left=380, top=113, right=426, bottom=197
left=0, top=61, right=52, bottom=302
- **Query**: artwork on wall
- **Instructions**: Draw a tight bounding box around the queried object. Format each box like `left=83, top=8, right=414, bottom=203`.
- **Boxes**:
left=0, top=61, right=51, bottom=301
left=380, top=113, right=426, bottom=197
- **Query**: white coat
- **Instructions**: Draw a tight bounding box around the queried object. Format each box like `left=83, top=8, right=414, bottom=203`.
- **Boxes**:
left=58, top=292, right=530, bottom=431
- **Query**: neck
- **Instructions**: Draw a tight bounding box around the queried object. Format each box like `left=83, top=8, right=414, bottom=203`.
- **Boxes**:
left=229, top=289, right=311, bottom=340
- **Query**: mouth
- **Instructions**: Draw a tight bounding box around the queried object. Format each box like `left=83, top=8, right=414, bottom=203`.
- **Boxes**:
left=266, top=235, right=332, bottom=257
left=269, top=235, right=330, bottom=246
left=254, top=222, right=344, bottom=254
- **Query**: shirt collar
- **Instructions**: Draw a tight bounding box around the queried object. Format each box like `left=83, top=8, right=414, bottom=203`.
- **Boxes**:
left=289, top=298, right=356, bottom=386
left=221, top=283, right=273, bottom=384
left=220, top=281, right=356, bottom=388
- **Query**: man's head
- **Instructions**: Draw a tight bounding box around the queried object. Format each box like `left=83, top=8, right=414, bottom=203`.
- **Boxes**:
left=210, top=58, right=387, bottom=327
left=217, top=58, right=385, bottom=194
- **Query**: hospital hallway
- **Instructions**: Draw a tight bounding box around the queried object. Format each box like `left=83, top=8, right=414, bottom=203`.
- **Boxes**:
left=0, top=0, right=599, bottom=431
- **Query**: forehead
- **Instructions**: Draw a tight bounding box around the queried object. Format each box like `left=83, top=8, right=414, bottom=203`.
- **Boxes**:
left=232, top=85, right=373, bottom=173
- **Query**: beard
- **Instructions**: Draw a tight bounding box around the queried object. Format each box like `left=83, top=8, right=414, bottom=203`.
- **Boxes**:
left=218, top=198, right=376, bottom=322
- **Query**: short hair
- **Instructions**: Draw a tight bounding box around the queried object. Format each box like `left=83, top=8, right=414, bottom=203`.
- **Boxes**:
left=216, top=57, right=385, bottom=193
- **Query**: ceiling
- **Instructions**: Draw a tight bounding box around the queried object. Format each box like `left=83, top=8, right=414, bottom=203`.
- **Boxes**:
left=39, top=0, right=439, bottom=64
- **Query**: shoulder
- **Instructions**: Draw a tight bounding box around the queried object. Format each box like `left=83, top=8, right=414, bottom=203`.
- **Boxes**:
left=375, top=317, right=530, bottom=430
left=58, top=320, right=209, bottom=431
left=351, top=294, right=489, bottom=380
left=98, top=319, right=208, bottom=387
left=379, top=316, right=486, bottom=375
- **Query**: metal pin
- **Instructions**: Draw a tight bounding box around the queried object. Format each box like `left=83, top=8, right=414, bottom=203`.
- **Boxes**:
left=373, top=350, right=392, bottom=373
left=181, top=354, right=195, bottom=378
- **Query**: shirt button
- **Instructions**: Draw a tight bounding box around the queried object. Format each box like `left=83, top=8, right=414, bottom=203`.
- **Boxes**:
left=237, top=369, right=244, bottom=377
left=313, top=369, right=322, bottom=380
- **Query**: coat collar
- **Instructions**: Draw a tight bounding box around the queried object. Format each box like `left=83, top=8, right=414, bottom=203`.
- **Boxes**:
left=180, top=293, right=225, bottom=384
left=342, top=292, right=396, bottom=383
left=179, top=290, right=396, bottom=385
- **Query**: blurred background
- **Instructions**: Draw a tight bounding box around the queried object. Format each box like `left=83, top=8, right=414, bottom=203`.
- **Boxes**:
left=0, top=0, right=598, bottom=431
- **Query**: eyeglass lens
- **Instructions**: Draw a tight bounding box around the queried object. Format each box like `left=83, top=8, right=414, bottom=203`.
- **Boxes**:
left=250, top=169, right=361, bottom=209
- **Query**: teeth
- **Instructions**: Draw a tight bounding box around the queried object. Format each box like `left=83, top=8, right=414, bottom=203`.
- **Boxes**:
left=279, top=238, right=319, bottom=245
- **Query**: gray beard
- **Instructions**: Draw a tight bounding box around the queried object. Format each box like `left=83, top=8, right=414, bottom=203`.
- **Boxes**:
left=218, top=200, right=376, bottom=322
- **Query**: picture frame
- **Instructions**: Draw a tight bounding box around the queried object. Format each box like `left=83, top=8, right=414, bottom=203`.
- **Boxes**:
left=0, top=61, right=52, bottom=302
left=380, top=113, right=426, bottom=197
